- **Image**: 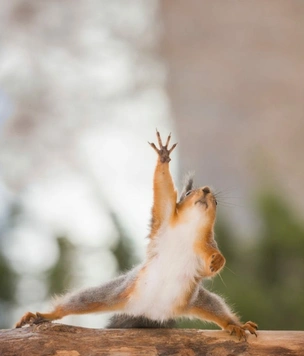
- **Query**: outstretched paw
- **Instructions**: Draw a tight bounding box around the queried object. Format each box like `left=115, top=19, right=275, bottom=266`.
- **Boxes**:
left=209, top=252, right=226, bottom=274
left=149, top=130, right=177, bottom=163
left=226, top=321, right=258, bottom=341
left=15, top=311, right=50, bottom=328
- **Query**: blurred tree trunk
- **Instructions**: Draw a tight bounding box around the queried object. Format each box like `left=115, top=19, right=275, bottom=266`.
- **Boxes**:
left=159, top=0, right=304, bottom=210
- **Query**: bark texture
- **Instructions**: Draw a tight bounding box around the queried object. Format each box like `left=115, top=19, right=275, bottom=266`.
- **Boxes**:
left=1, top=323, right=304, bottom=356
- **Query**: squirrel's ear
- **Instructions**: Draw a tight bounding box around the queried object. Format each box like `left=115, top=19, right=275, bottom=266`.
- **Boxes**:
left=179, top=172, right=195, bottom=202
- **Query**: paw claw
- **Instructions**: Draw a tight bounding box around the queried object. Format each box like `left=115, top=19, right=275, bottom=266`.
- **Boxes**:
left=209, top=252, right=225, bottom=274
left=149, top=131, right=177, bottom=163
left=15, top=311, right=50, bottom=328
left=226, top=321, right=258, bottom=341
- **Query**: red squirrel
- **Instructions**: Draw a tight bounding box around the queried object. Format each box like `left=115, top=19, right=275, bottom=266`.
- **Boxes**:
left=15, top=131, right=257, bottom=340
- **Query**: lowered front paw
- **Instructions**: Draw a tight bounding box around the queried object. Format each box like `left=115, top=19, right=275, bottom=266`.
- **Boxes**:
left=226, top=321, right=258, bottom=341
left=209, top=252, right=225, bottom=274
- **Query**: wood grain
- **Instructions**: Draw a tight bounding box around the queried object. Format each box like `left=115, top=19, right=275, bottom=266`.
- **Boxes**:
left=1, top=323, right=304, bottom=356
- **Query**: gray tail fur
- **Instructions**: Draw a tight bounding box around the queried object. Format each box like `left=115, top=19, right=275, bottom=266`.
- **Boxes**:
left=106, top=314, right=176, bottom=328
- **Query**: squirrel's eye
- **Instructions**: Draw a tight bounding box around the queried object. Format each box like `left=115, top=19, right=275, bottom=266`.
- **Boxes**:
left=185, top=190, right=192, bottom=197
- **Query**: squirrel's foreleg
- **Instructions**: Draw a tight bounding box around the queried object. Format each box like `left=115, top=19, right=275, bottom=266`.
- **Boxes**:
left=148, top=131, right=178, bottom=237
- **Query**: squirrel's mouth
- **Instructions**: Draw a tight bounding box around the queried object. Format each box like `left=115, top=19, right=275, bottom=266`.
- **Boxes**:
left=195, top=199, right=208, bottom=208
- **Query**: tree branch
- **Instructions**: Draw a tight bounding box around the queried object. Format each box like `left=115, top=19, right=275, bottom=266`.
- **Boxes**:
left=1, top=323, right=303, bottom=356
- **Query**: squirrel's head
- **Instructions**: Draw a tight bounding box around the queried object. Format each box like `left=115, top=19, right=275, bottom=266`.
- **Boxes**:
left=177, top=176, right=217, bottom=229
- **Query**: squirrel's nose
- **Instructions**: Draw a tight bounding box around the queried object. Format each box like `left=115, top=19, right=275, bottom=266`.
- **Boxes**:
left=202, top=187, right=210, bottom=194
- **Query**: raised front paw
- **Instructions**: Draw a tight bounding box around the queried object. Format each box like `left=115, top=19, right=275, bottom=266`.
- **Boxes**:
left=226, top=321, right=258, bottom=341
left=209, top=252, right=226, bottom=274
left=149, top=130, right=177, bottom=163
left=15, top=311, right=50, bottom=328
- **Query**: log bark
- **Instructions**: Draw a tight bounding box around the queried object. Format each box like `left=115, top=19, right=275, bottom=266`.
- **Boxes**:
left=0, top=323, right=304, bottom=356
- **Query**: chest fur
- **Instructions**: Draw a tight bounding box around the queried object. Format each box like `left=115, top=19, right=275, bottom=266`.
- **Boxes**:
left=126, top=223, right=204, bottom=320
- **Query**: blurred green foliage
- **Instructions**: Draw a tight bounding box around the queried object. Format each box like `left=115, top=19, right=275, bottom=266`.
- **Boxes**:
left=110, top=212, right=138, bottom=272
left=46, top=237, right=75, bottom=296
left=0, top=253, right=16, bottom=303
left=0, top=203, right=18, bottom=328
left=251, top=192, right=304, bottom=329
left=0, top=252, right=17, bottom=328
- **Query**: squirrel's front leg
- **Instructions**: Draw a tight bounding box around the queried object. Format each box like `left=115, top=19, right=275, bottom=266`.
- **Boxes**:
left=194, top=239, right=226, bottom=277
left=208, top=251, right=226, bottom=276
left=148, top=130, right=178, bottom=237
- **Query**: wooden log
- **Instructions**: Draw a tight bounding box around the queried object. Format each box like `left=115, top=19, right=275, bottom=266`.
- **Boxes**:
left=0, top=323, right=304, bottom=356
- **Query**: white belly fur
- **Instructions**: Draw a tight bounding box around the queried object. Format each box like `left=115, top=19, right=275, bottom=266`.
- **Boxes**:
left=126, top=222, right=204, bottom=321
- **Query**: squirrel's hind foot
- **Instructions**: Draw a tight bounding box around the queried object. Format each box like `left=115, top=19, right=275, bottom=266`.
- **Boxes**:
left=15, top=311, right=50, bottom=328
left=226, top=321, right=258, bottom=341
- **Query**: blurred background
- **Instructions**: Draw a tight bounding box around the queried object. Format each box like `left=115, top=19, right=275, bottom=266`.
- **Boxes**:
left=0, top=0, right=303, bottom=330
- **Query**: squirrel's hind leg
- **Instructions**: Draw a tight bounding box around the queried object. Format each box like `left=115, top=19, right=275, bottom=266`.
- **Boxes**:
left=185, top=287, right=257, bottom=341
left=15, top=274, right=133, bottom=328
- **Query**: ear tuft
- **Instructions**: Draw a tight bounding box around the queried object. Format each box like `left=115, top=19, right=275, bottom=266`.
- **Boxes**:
left=179, top=172, right=195, bottom=202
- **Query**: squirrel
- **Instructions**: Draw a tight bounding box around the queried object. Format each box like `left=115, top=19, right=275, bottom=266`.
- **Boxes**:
left=15, top=131, right=257, bottom=340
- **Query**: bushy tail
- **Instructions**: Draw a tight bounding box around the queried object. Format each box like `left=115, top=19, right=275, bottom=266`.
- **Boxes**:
left=107, top=314, right=176, bottom=328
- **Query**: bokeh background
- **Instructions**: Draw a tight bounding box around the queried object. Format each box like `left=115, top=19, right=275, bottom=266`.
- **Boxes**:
left=0, top=0, right=304, bottom=330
